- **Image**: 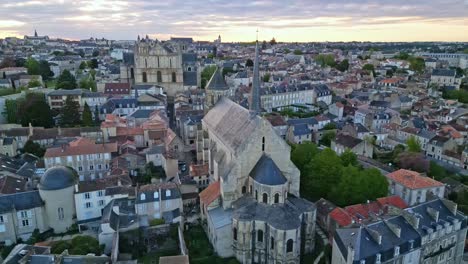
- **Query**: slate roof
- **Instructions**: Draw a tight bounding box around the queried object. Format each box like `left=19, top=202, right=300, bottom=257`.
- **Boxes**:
left=39, top=166, right=76, bottom=191
left=183, top=71, right=198, bottom=86
left=432, top=68, right=455, bottom=77
left=334, top=134, right=363, bottom=149
left=136, top=182, right=181, bottom=204
left=250, top=154, right=287, bottom=186
left=0, top=190, right=43, bottom=214
left=182, top=53, right=197, bottom=63
left=232, top=196, right=315, bottom=230
left=292, top=123, right=310, bottom=136
left=203, top=98, right=260, bottom=154
left=129, top=109, right=155, bottom=119
left=287, top=117, right=318, bottom=126
left=206, top=68, right=228, bottom=90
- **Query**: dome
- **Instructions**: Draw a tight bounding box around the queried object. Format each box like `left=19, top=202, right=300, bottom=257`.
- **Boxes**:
left=39, top=166, right=76, bottom=191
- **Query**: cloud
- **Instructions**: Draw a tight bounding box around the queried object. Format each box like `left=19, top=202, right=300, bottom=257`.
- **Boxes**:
left=0, top=0, right=466, bottom=41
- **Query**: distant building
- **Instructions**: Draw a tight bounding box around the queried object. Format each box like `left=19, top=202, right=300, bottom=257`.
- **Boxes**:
left=431, top=69, right=461, bottom=89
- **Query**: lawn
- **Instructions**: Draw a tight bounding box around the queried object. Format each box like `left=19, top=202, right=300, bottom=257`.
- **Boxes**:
left=184, top=225, right=239, bottom=264
left=45, top=79, right=56, bottom=89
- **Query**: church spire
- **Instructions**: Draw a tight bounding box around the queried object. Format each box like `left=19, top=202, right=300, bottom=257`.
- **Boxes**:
left=250, top=30, right=261, bottom=114
left=34, top=29, right=38, bottom=37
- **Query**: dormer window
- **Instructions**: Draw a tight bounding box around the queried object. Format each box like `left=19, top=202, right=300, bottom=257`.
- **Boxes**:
left=140, top=193, right=146, bottom=200
left=376, top=253, right=381, bottom=263
left=154, top=192, right=159, bottom=199
left=394, top=246, right=400, bottom=256
left=166, top=189, right=171, bottom=197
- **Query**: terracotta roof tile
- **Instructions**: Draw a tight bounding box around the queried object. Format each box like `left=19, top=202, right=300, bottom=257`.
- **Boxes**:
left=199, top=181, right=220, bottom=207
left=190, top=163, right=209, bottom=177
left=329, top=208, right=353, bottom=227
left=376, top=195, right=408, bottom=209
left=44, top=137, right=117, bottom=158
left=386, top=169, right=443, bottom=189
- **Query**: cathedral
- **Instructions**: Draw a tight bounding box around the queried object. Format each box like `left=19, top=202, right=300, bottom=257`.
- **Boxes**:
left=121, top=35, right=199, bottom=96
left=198, top=41, right=316, bottom=264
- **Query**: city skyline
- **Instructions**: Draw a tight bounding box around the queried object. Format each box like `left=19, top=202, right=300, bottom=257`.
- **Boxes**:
left=0, top=0, right=468, bottom=42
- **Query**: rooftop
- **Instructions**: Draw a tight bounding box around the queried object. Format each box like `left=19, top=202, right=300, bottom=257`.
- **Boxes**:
left=386, top=169, right=443, bottom=189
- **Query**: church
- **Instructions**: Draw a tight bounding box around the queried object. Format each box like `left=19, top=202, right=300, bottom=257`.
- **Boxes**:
left=198, top=41, right=316, bottom=264
left=121, top=35, right=199, bottom=96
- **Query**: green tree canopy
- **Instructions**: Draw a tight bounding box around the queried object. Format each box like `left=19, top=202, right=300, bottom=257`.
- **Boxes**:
left=293, top=49, right=303, bottom=55
left=79, top=76, right=96, bottom=91
left=406, top=136, right=422, bottom=152
left=28, top=78, right=42, bottom=88
left=408, top=57, right=425, bottom=73
left=246, top=59, right=254, bottom=67
left=291, top=142, right=319, bottom=173
left=89, top=58, right=98, bottom=69
left=335, top=59, right=349, bottom=72
left=23, top=140, right=46, bottom=157
left=56, top=69, right=77, bottom=89
left=201, top=66, right=217, bottom=89
left=270, top=38, right=276, bottom=45
left=362, top=64, right=375, bottom=72
left=303, top=148, right=343, bottom=201
left=319, top=131, right=336, bottom=147
left=79, top=61, right=87, bottom=69
left=263, top=73, right=270, bottom=82
left=25, top=58, right=40, bottom=75
left=51, top=236, right=102, bottom=255
left=81, top=102, right=93, bottom=127
left=315, top=54, right=336, bottom=67
left=340, top=149, right=358, bottom=167
left=59, top=96, right=81, bottom=127
left=17, top=93, right=54, bottom=128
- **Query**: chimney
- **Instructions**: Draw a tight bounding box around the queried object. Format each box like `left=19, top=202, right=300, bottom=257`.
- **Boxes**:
left=401, top=210, right=420, bottom=229
left=28, top=123, right=33, bottom=136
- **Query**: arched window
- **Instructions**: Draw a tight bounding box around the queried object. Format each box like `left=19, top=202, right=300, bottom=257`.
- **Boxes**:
left=58, top=207, right=64, bottom=220
left=140, top=193, right=146, bottom=200
left=130, top=68, right=134, bottom=79
left=170, top=59, right=172, bottom=68
left=255, top=190, right=258, bottom=200
left=142, top=72, right=147, bottom=83
left=172, top=72, right=176, bottom=82
left=187, top=66, right=192, bottom=72
left=233, top=228, right=237, bottom=241
left=274, top=193, right=280, bottom=204
left=157, top=71, right=162, bottom=82
left=257, top=230, right=263, bottom=242
left=242, top=186, right=246, bottom=194
left=249, top=185, right=252, bottom=194
left=287, top=239, right=293, bottom=252
left=157, top=57, right=160, bottom=67
left=145, top=58, right=147, bottom=68
left=270, top=237, right=274, bottom=249
left=262, top=193, right=268, bottom=203
left=262, top=136, right=265, bottom=151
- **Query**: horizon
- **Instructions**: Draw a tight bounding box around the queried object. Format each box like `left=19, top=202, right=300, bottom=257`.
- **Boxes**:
left=0, top=0, right=468, bottom=42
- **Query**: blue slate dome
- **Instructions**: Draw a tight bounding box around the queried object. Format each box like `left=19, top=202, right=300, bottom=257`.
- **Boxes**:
left=39, top=166, right=76, bottom=191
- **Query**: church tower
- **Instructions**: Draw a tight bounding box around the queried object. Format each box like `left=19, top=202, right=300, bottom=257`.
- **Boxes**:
left=250, top=39, right=261, bottom=114
left=204, top=67, right=229, bottom=113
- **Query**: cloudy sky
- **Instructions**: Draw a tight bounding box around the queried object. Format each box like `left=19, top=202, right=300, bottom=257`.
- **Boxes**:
left=0, top=0, right=467, bottom=42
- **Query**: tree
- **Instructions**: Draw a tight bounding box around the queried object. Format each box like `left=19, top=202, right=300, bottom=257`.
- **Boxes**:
left=82, top=102, right=93, bottom=126
left=4, top=99, right=18, bottom=123
left=51, top=236, right=102, bottom=255
left=408, top=57, right=425, bottom=73
left=28, top=78, right=42, bottom=88
left=23, top=140, right=46, bottom=157
left=315, top=54, right=336, bottom=67
left=303, top=148, right=343, bottom=201
left=38, top=60, right=53, bottom=80
left=56, top=69, right=77, bottom=89
left=340, top=149, right=358, bottom=167
left=335, top=59, right=349, bottom=72
left=283, top=48, right=290, bottom=54
left=428, top=161, right=448, bottom=181
left=89, top=58, right=98, bottom=69
left=291, top=142, right=319, bottom=174
left=319, top=131, right=336, bottom=147
left=94, top=105, right=100, bottom=124
left=323, top=123, right=336, bottom=130
left=394, top=52, right=410, bottom=60
left=201, top=66, right=217, bottom=89
left=362, top=63, right=375, bottom=73
left=270, top=38, right=276, bottom=45
left=263, top=73, right=270, bottom=82
left=17, top=93, right=54, bottom=128
left=406, top=136, right=421, bottom=152
left=79, top=76, right=96, bottom=91
left=25, top=58, right=40, bottom=75
left=395, top=152, right=429, bottom=172
left=79, top=61, right=87, bottom=70
left=293, top=49, right=303, bottom=55
left=246, top=59, right=254, bottom=67
left=92, top=50, right=100, bottom=57
left=59, top=96, right=81, bottom=127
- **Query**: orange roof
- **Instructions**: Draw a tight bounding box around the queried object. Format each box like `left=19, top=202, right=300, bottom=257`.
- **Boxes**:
left=199, top=181, right=220, bottom=207
left=190, top=163, right=209, bottom=177
left=386, top=169, right=443, bottom=189
left=376, top=195, right=408, bottom=209
left=44, top=137, right=117, bottom=158
left=329, top=208, right=353, bottom=227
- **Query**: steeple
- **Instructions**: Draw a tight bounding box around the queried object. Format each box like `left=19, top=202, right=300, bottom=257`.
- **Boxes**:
left=34, top=29, right=38, bottom=37
left=137, top=35, right=140, bottom=41
left=250, top=31, right=261, bottom=114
